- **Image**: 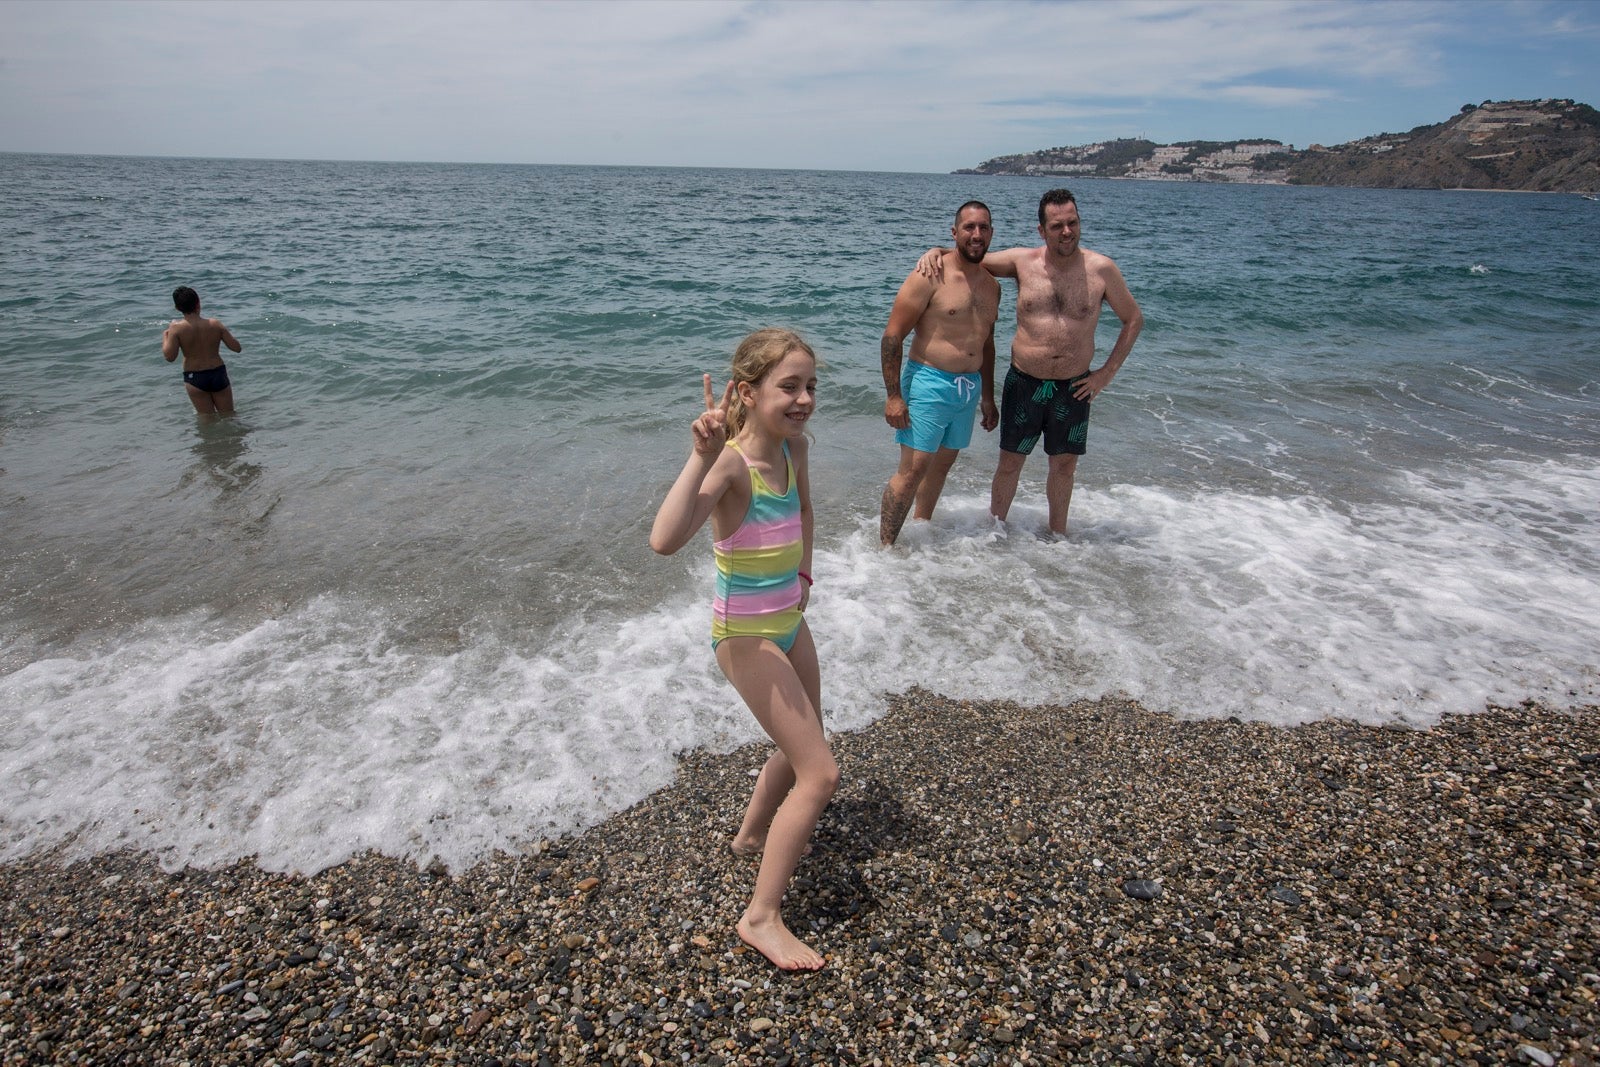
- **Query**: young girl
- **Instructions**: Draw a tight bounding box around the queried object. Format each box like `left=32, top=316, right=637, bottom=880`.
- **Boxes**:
left=650, top=328, right=837, bottom=971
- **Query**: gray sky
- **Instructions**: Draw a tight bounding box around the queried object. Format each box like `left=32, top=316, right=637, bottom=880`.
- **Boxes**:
left=3, top=0, right=1598, bottom=171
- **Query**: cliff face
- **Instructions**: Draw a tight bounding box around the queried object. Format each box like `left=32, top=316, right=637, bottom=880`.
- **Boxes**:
left=959, top=100, right=1600, bottom=193
left=1288, top=100, right=1600, bottom=191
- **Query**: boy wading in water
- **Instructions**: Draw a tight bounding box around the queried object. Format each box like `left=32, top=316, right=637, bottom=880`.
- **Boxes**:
left=650, top=328, right=837, bottom=971
left=162, top=286, right=242, bottom=415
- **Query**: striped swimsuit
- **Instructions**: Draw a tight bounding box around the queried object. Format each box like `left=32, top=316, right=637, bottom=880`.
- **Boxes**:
left=712, top=441, right=805, bottom=652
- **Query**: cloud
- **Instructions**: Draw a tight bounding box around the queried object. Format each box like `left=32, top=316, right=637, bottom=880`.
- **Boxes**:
left=1542, top=10, right=1600, bottom=38
left=0, top=0, right=1594, bottom=169
left=1206, top=85, right=1339, bottom=108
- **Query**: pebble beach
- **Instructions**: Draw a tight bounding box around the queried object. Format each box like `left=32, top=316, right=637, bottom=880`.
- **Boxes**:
left=4, top=690, right=1597, bottom=1066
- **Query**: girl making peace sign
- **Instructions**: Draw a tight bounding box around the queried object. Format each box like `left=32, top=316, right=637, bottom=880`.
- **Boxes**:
left=650, top=328, right=836, bottom=971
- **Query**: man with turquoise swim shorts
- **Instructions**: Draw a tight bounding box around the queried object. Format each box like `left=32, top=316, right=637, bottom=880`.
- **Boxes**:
left=878, top=201, right=1000, bottom=546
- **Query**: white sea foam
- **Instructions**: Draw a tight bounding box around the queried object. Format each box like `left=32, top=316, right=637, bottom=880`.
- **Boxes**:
left=2, top=456, right=1595, bottom=873
left=820, top=454, right=1598, bottom=725
left=0, top=596, right=753, bottom=874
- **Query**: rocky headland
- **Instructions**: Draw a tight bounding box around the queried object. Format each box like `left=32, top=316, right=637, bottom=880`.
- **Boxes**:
left=958, top=99, right=1600, bottom=193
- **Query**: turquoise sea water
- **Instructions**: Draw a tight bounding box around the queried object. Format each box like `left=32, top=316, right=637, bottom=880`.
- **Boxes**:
left=3, top=153, right=1598, bottom=872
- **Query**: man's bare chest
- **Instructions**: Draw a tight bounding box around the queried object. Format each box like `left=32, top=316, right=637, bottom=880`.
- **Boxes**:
left=928, top=283, right=999, bottom=327
left=1017, top=270, right=1101, bottom=323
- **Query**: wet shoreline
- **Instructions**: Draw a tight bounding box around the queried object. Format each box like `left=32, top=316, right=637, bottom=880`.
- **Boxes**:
left=4, top=691, right=1598, bottom=1065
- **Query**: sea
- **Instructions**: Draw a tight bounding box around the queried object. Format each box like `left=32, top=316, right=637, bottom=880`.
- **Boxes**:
left=2, top=154, right=1597, bottom=874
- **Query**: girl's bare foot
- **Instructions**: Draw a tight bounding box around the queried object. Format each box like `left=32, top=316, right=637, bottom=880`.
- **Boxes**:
left=730, top=833, right=765, bottom=858
left=729, top=835, right=811, bottom=860
left=737, top=913, right=824, bottom=971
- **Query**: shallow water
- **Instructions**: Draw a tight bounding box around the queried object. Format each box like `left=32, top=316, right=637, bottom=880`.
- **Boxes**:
left=2, top=154, right=1597, bottom=871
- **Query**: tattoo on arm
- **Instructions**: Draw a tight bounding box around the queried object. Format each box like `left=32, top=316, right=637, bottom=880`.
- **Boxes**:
left=881, top=333, right=905, bottom=394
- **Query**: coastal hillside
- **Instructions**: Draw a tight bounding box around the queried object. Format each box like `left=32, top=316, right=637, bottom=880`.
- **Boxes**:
left=958, top=99, right=1600, bottom=193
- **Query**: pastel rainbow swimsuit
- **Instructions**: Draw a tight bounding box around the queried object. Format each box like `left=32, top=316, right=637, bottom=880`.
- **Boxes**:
left=712, top=441, right=805, bottom=652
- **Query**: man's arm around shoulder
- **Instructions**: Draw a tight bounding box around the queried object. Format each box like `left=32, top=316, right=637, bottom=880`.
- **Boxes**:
left=977, top=246, right=1028, bottom=279
left=915, top=244, right=1027, bottom=282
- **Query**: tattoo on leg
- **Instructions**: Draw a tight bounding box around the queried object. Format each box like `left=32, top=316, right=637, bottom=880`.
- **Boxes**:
left=880, top=484, right=913, bottom=546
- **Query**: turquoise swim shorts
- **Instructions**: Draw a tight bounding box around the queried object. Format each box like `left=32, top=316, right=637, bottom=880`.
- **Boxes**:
left=894, top=360, right=982, bottom=453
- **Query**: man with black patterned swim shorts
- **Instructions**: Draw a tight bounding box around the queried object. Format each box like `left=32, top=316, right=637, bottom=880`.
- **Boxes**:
left=999, top=366, right=1092, bottom=456
left=919, top=189, right=1141, bottom=535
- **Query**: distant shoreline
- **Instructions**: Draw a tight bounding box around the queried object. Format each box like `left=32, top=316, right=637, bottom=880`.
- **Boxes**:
left=957, top=100, right=1600, bottom=195
left=954, top=171, right=1590, bottom=195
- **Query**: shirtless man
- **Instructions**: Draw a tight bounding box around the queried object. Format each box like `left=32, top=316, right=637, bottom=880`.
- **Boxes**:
left=879, top=201, right=1000, bottom=546
left=920, top=188, right=1142, bottom=535
left=162, top=286, right=242, bottom=415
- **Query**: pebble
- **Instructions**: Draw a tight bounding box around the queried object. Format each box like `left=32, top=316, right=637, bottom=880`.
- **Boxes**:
left=3, top=692, right=1596, bottom=1066
left=1122, top=879, right=1162, bottom=901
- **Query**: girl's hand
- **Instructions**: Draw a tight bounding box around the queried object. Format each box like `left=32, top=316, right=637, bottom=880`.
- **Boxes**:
left=692, top=373, right=735, bottom=457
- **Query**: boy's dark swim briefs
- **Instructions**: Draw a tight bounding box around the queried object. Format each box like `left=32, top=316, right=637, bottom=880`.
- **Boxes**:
left=183, top=364, right=231, bottom=393
left=999, top=365, right=1091, bottom=456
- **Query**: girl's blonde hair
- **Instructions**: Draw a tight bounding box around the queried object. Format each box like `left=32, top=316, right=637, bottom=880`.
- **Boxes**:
left=725, top=328, right=816, bottom=439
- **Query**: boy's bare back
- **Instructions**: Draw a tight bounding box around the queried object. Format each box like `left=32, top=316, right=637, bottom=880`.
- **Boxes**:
left=163, top=286, right=243, bottom=415
left=162, top=313, right=240, bottom=371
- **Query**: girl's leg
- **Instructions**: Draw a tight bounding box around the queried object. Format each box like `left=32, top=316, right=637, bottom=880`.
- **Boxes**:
left=788, top=618, right=824, bottom=720
left=715, top=625, right=836, bottom=970
left=731, top=749, right=795, bottom=856
left=730, top=623, right=823, bottom=855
